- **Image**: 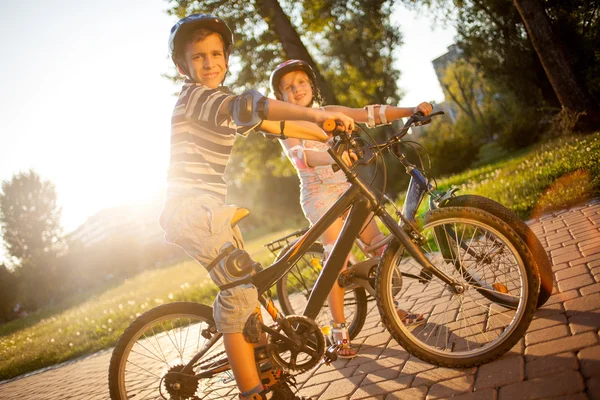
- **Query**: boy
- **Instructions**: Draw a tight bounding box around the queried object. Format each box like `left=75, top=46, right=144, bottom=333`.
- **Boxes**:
left=159, top=13, right=354, bottom=400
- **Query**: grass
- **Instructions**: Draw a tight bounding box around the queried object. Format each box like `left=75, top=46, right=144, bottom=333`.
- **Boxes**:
left=432, top=133, right=600, bottom=218
left=0, top=227, right=298, bottom=381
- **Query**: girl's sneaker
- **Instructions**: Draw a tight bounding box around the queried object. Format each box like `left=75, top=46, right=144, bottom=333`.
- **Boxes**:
left=327, top=322, right=357, bottom=359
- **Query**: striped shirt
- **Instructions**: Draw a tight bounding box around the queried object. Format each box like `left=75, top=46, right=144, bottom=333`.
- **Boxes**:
left=166, top=80, right=254, bottom=200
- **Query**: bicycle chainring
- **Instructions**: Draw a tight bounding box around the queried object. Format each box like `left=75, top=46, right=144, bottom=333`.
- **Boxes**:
left=267, top=315, right=325, bottom=374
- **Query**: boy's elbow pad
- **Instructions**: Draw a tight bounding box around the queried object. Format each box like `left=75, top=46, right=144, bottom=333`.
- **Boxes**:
left=229, top=90, right=269, bottom=127
left=288, top=145, right=309, bottom=170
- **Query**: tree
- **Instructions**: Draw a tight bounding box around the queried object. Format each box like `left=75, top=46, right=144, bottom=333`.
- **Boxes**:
left=513, top=0, right=597, bottom=117
left=166, top=0, right=401, bottom=107
left=401, top=0, right=600, bottom=123
left=441, top=60, right=498, bottom=141
left=0, top=170, right=63, bottom=266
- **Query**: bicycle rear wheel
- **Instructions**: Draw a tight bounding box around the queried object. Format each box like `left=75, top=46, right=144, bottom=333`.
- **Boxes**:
left=109, top=302, right=241, bottom=400
left=442, top=194, right=552, bottom=306
left=275, top=242, right=368, bottom=340
left=376, top=207, right=539, bottom=368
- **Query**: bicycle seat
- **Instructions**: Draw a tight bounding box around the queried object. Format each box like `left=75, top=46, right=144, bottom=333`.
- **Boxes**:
left=230, top=207, right=251, bottom=227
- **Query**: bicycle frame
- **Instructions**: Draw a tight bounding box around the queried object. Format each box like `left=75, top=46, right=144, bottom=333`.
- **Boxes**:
left=251, top=146, right=459, bottom=324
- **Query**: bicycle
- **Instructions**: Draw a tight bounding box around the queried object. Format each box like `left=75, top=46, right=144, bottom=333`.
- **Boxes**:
left=271, top=176, right=554, bottom=341
left=108, top=113, right=541, bottom=400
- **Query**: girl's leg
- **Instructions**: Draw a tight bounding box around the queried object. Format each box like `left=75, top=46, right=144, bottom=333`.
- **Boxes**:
left=359, top=218, right=387, bottom=256
left=321, top=217, right=348, bottom=324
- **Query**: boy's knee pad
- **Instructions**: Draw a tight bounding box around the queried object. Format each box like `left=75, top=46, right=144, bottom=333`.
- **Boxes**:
left=219, top=243, right=255, bottom=280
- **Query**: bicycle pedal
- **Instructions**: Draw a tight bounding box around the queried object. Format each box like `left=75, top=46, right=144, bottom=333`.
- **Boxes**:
left=322, top=345, right=339, bottom=365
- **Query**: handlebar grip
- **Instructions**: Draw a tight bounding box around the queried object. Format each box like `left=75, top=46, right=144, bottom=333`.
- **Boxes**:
left=323, top=119, right=337, bottom=132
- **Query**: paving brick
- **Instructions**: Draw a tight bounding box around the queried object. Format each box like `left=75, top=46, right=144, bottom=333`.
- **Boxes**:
left=581, top=283, right=600, bottom=296
left=437, top=389, right=497, bottom=400
left=534, top=302, right=564, bottom=319
left=569, top=310, right=600, bottom=335
left=426, top=374, right=475, bottom=399
left=498, top=370, right=584, bottom=400
left=564, top=293, right=600, bottom=316
left=525, top=323, right=570, bottom=346
left=413, top=367, right=474, bottom=388
left=297, top=382, right=328, bottom=398
left=385, top=386, right=428, bottom=400
left=548, top=393, right=588, bottom=400
left=553, top=250, right=585, bottom=265
left=303, top=366, right=358, bottom=387
left=571, top=253, right=600, bottom=267
left=578, top=345, right=600, bottom=378
left=349, top=374, right=413, bottom=399
left=555, top=265, right=591, bottom=281
left=525, top=351, right=579, bottom=379
left=588, top=375, right=600, bottom=400
left=525, top=332, right=598, bottom=359
left=528, top=312, right=567, bottom=332
left=544, top=290, right=580, bottom=307
left=401, top=358, right=438, bottom=376
left=551, top=245, right=580, bottom=257
left=474, top=356, right=523, bottom=390
left=319, top=373, right=364, bottom=399
left=352, top=357, right=407, bottom=377
left=558, top=273, right=594, bottom=292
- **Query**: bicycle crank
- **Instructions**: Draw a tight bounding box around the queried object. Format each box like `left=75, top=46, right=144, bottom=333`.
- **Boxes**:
left=267, top=315, right=325, bottom=374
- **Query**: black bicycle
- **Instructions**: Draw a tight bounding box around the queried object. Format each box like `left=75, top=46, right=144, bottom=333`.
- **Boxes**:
left=108, top=113, right=541, bottom=400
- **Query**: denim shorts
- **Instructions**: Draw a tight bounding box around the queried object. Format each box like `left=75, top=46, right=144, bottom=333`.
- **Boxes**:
left=159, top=194, right=258, bottom=333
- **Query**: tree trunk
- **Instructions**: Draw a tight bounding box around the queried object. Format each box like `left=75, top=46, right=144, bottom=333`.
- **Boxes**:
left=512, top=0, right=594, bottom=114
left=255, top=0, right=338, bottom=105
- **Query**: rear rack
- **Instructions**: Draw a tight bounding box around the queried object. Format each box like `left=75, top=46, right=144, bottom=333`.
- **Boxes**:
left=264, top=227, right=310, bottom=255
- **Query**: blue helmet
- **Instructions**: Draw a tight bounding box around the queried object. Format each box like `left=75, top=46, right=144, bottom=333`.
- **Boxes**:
left=168, top=14, right=234, bottom=65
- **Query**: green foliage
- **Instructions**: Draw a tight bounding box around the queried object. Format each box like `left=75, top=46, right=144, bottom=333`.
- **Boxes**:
left=495, top=100, right=543, bottom=150
left=417, top=114, right=483, bottom=176
left=436, top=132, right=600, bottom=217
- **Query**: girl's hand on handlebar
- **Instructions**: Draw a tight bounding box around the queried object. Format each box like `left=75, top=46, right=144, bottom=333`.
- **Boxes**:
left=314, top=110, right=355, bottom=133
left=341, top=149, right=358, bottom=167
left=413, top=102, right=433, bottom=116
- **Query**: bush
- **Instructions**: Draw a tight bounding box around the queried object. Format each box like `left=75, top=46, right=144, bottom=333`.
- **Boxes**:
left=418, top=116, right=483, bottom=177
left=496, top=104, right=543, bottom=150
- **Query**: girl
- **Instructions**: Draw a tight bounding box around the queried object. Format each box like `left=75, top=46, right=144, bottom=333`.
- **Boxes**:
left=270, top=60, right=432, bottom=358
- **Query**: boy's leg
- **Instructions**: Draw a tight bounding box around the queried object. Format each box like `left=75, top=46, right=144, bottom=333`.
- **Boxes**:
left=224, top=333, right=262, bottom=392
left=160, top=196, right=264, bottom=395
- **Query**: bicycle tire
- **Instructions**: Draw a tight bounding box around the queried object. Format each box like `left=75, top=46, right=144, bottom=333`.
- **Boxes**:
left=275, top=241, right=368, bottom=340
left=443, top=195, right=552, bottom=306
left=109, top=302, right=239, bottom=400
left=376, top=207, right=539, bottom=368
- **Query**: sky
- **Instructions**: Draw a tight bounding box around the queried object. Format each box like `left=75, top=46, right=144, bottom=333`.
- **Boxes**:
left=0, top=1, right=456, bottom=261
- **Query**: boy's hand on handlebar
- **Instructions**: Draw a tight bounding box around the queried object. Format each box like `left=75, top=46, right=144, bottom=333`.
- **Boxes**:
left=314, top=110, right=355, bottom=133
left=414, top=102, right=433, bottom=116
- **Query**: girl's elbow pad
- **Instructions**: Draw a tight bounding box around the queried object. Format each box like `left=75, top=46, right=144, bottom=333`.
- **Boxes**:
left=288, top=145, right=309, bottom=170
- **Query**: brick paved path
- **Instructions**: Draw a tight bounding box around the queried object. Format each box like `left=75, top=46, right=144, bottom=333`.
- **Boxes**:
left=1, top=200, right=599, bottom=400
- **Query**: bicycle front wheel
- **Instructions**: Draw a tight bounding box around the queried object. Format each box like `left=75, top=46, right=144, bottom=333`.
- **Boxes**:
left=109, top=302, right=240, bottom=400
left=275, top=242, right=368, bottom=340
left=376, top=207, right=539, bottom=368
